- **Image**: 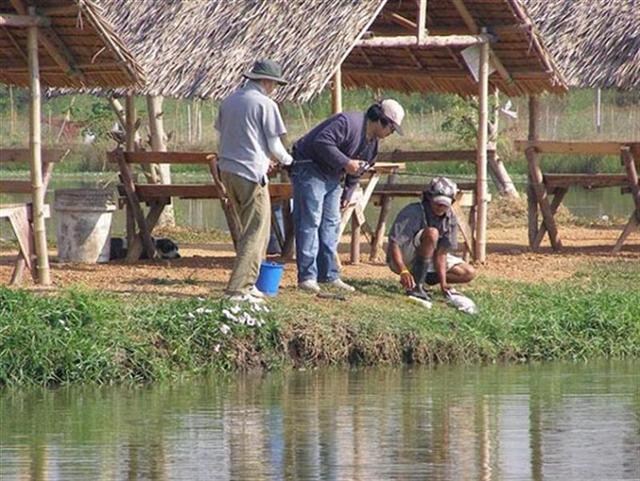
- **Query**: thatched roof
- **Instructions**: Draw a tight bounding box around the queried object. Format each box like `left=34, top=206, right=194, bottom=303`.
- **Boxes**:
left=343, top=0, right=567, bottom=97
left=61, top=0, right=565, bottom=100
left=0, top=0, right=144, bottom=88
left=524, top=0, right=640, bottom=90
left=87, top=0, right=388, bottom=102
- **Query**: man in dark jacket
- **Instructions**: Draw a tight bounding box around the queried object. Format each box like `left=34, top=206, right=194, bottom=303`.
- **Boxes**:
left=291, top=99, right=405, bottom=292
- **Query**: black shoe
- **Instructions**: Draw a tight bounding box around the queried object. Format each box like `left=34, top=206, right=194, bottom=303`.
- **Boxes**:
left=406, top=285, right=433, bottom=309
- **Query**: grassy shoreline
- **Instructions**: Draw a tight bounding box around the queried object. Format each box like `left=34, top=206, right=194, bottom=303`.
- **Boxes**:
left=1, top=262, right=638, bottom=387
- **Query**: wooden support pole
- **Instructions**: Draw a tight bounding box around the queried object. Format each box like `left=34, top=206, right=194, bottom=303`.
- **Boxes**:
left=331, top=67, right=342, bottom=114
left=280, top=171, right=295, bottom=260
left=0, top=14, right=50, bottom=28
left=474, top=38, right=489, bottom=263
left=533, top=187, right=567, bottom=248
left=370, top=171, right=398, bottom=261
left=527, top=96, right=540, bottom=247
left=350, top=214, right=360, bottom=264
left=355, top=34, right=493, bottom=49
left=613, top=147, right=640, bottom=253
left=125, top=94, right=136, bottom=152
left=526, top=146, right=562, bottom=251
left=417, top=0, right=427, bottom=44
left=27, top=15, right=50, bottom=285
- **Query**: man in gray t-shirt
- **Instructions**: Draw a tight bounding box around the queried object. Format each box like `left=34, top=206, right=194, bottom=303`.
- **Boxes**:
left=387, top=177, right=476, bottom=307
left=215, top=59, right=293, bottom=302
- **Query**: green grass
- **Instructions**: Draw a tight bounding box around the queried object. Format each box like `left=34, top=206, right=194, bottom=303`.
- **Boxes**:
left=1, top=262, right=638, bottom=387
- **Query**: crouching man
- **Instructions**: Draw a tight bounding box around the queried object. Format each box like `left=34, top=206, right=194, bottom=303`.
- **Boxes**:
left=386, top=177, right=476, bottom=308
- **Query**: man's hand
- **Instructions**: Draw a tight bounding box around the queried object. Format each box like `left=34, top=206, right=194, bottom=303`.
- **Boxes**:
left=345, top=159, right=365, bottom=175
left=340, top=198, right=350, bottom=209
left=399, top=270, right=415, bottom=290
left=267, top=160, right=280, bottom=176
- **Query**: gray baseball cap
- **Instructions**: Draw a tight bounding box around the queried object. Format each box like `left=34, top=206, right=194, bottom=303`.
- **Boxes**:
left=243, top=58, right=288, bottom=85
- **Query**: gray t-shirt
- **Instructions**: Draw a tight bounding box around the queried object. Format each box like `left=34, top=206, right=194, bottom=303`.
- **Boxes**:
left=215, top=81, right=287, bottom=183
left=387, top=201, right=458, bottom=256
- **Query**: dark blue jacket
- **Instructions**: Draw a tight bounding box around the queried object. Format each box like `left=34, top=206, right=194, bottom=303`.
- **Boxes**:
left=292, top=112, right=378, bottom=196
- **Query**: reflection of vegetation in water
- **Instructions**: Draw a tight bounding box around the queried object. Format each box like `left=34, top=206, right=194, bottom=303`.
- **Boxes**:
left=1, top=361, right=638, bottom=480
left=1, top=261, right=639, bottom=386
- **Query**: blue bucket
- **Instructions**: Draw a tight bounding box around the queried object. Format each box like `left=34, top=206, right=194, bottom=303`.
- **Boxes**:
left=256, top=261, right=285, bottom=296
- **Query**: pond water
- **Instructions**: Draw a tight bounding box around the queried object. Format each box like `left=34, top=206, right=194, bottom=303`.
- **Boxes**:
left=0, top=174, right=634, bottom=242
left=1, top=361, right=638, bottom=480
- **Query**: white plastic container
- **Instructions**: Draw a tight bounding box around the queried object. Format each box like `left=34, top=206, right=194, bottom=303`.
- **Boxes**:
left=54, top=188, right=116, bottom=263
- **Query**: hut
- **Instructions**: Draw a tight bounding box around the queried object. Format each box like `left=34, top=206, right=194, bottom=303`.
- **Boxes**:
left=515, top=0, right=640, bottom=252
left=62, top=0, right=567, bottom=262
left=0, top=0, right=144, bottom=285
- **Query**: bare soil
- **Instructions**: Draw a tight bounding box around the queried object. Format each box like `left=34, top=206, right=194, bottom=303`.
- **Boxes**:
left=1, top=224, right=638, bottom=296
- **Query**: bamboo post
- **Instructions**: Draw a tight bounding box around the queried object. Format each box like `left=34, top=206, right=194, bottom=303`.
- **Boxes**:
left=527, top=96, right=540, bottom=247
left=331, top=67, right=342, bottom=114
left=417, top=0, right=427, bottom=43
left=474, top=38, right=489, bottom=263
left=27, top=12, right=50, bottom=285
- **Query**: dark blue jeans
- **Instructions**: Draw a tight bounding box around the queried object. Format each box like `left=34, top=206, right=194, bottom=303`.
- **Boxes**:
left=291, top=162, right=342, bottom=283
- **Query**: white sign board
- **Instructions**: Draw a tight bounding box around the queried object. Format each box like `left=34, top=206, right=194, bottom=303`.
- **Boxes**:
left=461, top=45, right=495, bottom=82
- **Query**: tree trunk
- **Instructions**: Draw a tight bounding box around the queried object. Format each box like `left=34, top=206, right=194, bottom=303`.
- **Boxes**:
left=147, top=95, right=176, bottom=228
left=488, top=90, right=520, bottom=198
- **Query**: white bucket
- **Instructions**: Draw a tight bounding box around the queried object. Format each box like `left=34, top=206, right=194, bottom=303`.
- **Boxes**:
left=54, top=189, right=116, bottom=263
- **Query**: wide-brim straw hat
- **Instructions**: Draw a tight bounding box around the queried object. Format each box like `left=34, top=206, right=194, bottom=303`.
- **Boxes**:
left=243, top=58, right=288, bottom=85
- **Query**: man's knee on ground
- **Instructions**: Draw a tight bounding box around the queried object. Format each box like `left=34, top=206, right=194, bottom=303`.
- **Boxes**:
left=419, top=227, right=439, bottom=248
left=457, top=262, right=476, bottom=283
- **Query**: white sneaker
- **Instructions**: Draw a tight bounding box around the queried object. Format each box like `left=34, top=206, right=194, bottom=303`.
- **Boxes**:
left=227, top=293, right=265, bottom=304
left=406, top=287, right=433, bottom=309
left=249, top=285, right=265, bottom=298
left=325, top=278, right=355, bottom=292
left=298, top=279, right=321, bottom=292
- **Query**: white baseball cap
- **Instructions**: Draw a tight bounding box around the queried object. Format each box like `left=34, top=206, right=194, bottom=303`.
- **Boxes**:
left=432, top=195, right=453, bottom=207
left=380, top=99, right=405, bottom=135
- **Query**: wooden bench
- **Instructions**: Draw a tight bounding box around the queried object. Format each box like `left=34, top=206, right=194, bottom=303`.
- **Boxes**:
left=0, top=148, right=66, bottom=284
left=107, top=149, right=294, bottom=262
left=514, top=140, right=640, bottom=252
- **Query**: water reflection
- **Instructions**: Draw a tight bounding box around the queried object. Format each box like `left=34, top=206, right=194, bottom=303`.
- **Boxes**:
left=1, top=361, right=638, bottom=480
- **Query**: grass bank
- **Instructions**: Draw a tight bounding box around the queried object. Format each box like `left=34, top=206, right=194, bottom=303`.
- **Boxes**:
left=1, top=262, right=638, bottom=386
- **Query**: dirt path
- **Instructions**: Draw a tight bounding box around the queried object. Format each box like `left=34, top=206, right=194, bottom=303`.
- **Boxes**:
left=1, top=225, right=638, bottom=296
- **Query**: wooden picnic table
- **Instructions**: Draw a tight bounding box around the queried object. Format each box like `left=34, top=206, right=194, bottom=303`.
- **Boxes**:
left=338, top=162, right=405, bottom=264
left=514, top=140, right=640, bottom=252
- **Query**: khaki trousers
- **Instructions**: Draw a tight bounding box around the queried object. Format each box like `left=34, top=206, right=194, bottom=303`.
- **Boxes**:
left=221, top=171, right=271, bottom=295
